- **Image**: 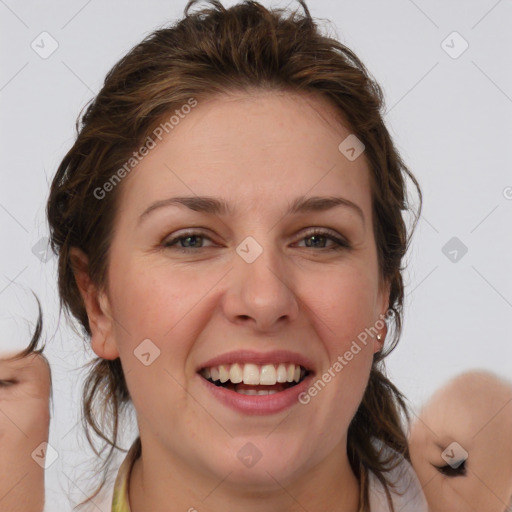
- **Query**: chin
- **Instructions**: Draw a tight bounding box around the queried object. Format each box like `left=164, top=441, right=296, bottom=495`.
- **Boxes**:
left=205, top=444, right=307, bottom=490
left=222, top=462, right=300, bottom=492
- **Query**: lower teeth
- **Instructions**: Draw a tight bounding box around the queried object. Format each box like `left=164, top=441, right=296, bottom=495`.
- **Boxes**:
left=236, top=389, right=278, bottom=395
left=207, top=377, right=294, bottom=394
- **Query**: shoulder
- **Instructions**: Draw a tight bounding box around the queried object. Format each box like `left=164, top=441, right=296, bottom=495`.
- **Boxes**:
left=367, top=439, right=429, bottom=512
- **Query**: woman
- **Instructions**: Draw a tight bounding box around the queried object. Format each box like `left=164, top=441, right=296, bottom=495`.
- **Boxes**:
left=409, top=370, right=512, bottom=512
left=0, top=298, right=51, bottom=512
left=47, top=1, right=426, bottom=510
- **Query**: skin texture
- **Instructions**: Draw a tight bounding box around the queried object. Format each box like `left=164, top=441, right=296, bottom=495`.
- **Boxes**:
left=73, top=90, right=390, bottom=512
left=409, top=370, right=512, bottom=512
left=0, top=352, right=51, bottom=512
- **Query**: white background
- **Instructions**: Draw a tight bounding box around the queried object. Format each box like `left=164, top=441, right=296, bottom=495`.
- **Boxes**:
left=1, top=0, right=511, bottom=510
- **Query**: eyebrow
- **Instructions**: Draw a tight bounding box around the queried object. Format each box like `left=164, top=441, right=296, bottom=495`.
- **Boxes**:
left=138, top=195, right=365, bottom=225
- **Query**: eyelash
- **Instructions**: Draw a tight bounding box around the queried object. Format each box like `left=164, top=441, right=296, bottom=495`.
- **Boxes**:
left=162, top=228, right=350, bottom=253
left=432, top=460, right=467, bottom=477
left=0, top=380, right=16, bottom=388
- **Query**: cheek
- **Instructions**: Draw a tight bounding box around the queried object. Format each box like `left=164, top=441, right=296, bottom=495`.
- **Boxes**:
left=0, top=396, right=49, bottom=467
left=109, top=257, right=211, bottom=339
left=415, top=473, right=468, bottom=512
left=465, top=451, right=512, bottom=509
left=107, top=263, right=206, bottom=415
left=306, top=263, right=381, bottom=348
left=421, top=473, right=500, bottom=512
left=0, top=397, right=47, bottom=511
left=296, top=264, right=380, bottom=422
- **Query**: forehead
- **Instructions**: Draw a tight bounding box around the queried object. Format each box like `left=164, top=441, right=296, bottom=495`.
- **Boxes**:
left=0, top=352, right=49, bottom=378
left=118, top=90, right=373, bottom=219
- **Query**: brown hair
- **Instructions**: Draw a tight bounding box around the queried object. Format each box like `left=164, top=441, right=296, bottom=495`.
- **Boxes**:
left=9, top=293, right=45, bottom=360
left=6, top=294, right=53, bottom=403
left=46, top=1, right=422, bottom=509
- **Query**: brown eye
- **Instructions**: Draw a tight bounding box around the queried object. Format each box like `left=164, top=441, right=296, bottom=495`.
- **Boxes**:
left=432, top=459, right=467, bottom=477
left=0, top=380, right=17, bottom=388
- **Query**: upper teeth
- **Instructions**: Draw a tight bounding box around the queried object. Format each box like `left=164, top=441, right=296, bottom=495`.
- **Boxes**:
left=201, top=363, right=305, bottom=385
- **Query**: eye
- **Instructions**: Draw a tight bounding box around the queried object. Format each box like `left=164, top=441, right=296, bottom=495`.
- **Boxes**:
left=162, top=230, right=216, bottom=252
left=0, top=380, right=17, bottom=388
left=295, top=228, right=350, bottom=251
left=432, top=459, right=467, bottom=477
left=161, top=228, right=350, bottom=253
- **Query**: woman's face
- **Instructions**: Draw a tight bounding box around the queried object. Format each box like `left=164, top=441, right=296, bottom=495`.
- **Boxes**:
left=86, top=91, right=389, bottom=487
left=0, top=352, right=51, bottom=512
left=409, top=373, right=512, bottom=512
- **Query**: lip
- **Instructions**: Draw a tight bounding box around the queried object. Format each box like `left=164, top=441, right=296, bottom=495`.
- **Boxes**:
left=197, top=371, right=315, bottom=415
left=196, top=349, right=315, bottom=372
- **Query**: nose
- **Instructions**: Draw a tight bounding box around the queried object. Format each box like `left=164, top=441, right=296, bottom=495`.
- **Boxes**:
left=221, top=239, right=300, bottom=332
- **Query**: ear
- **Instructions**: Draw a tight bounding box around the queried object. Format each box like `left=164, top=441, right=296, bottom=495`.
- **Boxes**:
left=70, top=247, right=119, bottom=360
left=373, top=278, right=391, bottom=354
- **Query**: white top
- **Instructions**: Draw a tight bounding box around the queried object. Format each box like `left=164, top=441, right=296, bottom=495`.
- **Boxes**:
left=368, top=449, right=429, bottom=512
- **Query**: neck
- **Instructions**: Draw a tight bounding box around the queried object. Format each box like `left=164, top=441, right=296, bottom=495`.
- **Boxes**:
left=129, top=436, right=360, bottom=512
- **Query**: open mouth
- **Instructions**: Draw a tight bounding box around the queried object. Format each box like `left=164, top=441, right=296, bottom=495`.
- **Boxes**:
left=199, top=362, right=311, bottom=395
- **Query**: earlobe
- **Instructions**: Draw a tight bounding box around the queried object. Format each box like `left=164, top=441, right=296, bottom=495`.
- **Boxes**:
left=69, top=247, right=119, bottom=360
left=373, top=327, right=387, bottom=354
left=374, top=279, right=391, bottom=354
